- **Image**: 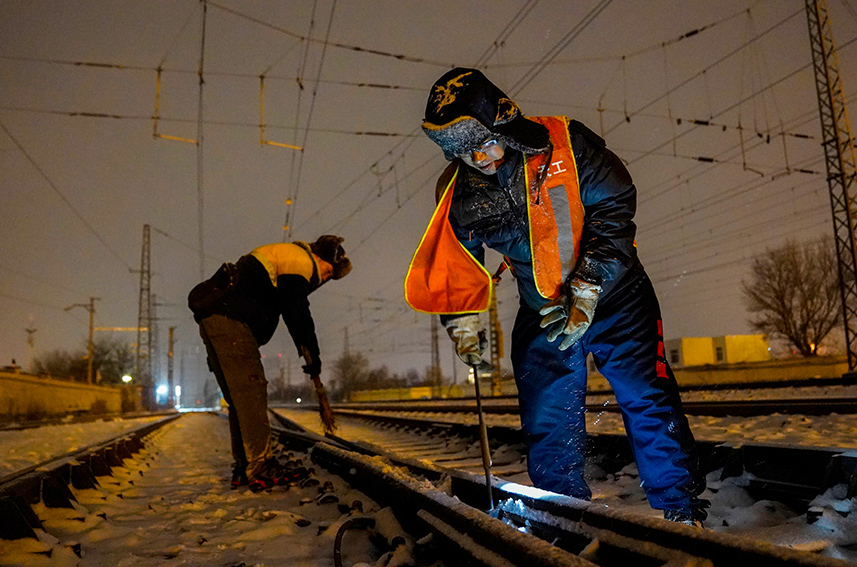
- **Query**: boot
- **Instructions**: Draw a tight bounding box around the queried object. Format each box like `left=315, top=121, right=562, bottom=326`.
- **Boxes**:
left=248, top=458, right=311, bottom=492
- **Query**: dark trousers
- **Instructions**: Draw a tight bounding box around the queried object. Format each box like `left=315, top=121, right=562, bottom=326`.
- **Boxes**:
left=199, top=314, right=272, bottom=478
left=511, top=270, right=704, bottom=512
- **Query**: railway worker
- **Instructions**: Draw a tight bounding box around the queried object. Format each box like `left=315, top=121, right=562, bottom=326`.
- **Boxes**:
left=405, top=68, right=708, bottom=525
left=188, top=236, right=352, bottom=492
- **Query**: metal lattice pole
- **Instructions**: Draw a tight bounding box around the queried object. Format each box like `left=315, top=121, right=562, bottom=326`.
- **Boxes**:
left=136, top=224, right=153, bottom=406
left=806, top=0, right=857, bottom=372
left=168, top=326, right=175, bottom=408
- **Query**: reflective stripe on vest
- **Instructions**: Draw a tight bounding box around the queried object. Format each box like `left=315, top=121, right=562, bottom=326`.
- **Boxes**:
left=526, top=116, right=584, bottom=299
left=404, top=116, right=582, bottom=313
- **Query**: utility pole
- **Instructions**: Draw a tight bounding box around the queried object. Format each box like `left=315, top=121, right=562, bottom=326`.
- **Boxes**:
left=806, top=0, right=857, bottom=374
left=343, top=327, right=350, bottom=355
left=64, top=297, right=99, bottom=384
left=430, top=315, right=442, bottom=388
left=168, top=326, right=176, bottom=407
left=25, top=323, right=36, bottom=370
left=135, top=224, right=153, bottom=407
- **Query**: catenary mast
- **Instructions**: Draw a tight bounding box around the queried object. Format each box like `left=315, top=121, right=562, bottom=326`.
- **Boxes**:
left=805, top=0, right=857, bottom=373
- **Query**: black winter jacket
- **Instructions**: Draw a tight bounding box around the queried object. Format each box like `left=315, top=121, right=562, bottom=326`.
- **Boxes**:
left=189, top=252, right=321, bottom=362
left=442, top=119, right=641, bottom=312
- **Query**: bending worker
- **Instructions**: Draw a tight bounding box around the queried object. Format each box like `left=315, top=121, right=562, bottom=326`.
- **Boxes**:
left=189, top=236, right=351, bottom=492
left=405, top=68, right=707, bottom=525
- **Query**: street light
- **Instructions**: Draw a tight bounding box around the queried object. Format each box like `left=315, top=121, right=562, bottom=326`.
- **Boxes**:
left=64, top=297, right=99, bottom=384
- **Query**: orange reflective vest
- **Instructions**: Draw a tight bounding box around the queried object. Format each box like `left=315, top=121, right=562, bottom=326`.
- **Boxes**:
left=405, top=116, right=584, bottom=314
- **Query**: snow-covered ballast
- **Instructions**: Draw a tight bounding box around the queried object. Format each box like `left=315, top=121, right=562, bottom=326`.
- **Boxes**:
left=269, top=416, right=853, bottom=567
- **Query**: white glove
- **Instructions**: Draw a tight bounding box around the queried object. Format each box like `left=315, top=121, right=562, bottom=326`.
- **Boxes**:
left=538, top=279, right=601, bottom=350
left=444, top=314, right=486, bottom=365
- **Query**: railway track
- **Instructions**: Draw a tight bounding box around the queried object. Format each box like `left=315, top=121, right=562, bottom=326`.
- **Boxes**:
left=330, top=395, right=857, bottom=417
left=1, top=407, right=853, bottom=566
left=276, top=404, right=857, bottom=511
left=0, top=413, right=180, bottom=540
left=270, top=408, right=854, bottom=566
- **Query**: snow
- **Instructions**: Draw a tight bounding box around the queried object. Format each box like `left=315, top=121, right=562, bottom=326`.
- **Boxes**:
left=1, top=388, right=856, bottom=564
left=0, top=416, right=166, bottom=477
left=0, top=413, right=416, bottom=567
left=274, top=387, right=857, bottom=563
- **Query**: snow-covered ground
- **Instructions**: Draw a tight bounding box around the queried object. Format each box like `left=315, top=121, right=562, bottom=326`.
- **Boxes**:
left=0, top=413, right=418, bottom=567
left=277, top=393, right=857, bottom=563
left=1, top=391, right=856, bottom=564
left=0, top=416, right=166, bottom=478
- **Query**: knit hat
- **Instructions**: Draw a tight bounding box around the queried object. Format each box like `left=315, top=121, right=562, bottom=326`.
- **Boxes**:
left=421, top=68, right=550, bottom=160
left=310, top=235, right=352, bottom=279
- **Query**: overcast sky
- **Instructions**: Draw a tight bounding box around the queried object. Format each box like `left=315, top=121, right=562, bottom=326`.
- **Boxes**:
left=2, top=0, right=856, bottom=399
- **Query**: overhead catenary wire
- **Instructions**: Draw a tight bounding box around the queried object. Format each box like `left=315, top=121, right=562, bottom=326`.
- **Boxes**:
left=284, top=0, right=338, bottom=239
left=507, top=0, right=614, bottom=96
left=4, top=3, right=846, bottom=369
left=0, top=291, right=66, bottom=311
left=314, top=7, right=844, bottom=350
left=205, top=0, right=453, bottom=68
left=604, top=6, right=805, bottom=138
left=472, top=0, right=541, bottom=68
left=196, top=0, right=208, bottom=280
left=151, top=227, right=226, bottom=263
left=0, top=120, right=134, bottom=272
left=0, top=264, right=92, bottom=296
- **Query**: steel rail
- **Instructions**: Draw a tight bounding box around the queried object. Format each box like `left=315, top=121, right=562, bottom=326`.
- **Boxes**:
left=328, top=407, right=857, bottom=507
left=0, top=413, right=182, bottom=540
left=0, top=409, right=179, bottom=432
left=269, top=411, right=852, bottom=567
left=327, top=396, right=857, bottom=416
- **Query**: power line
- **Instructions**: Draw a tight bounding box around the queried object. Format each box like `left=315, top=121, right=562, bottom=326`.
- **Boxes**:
left=0, top=119, right=134, bottom=271
left=604, top=7, right=805, bottom=137
left=206, top=0, right=454, bottom=67
left=483, top=3, right=758, bottom=70
left=0, top=104, right=417, bottom=137
left=0, top=291, right=65, bottom=311
left=0, top=263, right=89, bottom=296
left=508, top=0, right=614, bottom=95
left=285, top=0, right=338, bottom=239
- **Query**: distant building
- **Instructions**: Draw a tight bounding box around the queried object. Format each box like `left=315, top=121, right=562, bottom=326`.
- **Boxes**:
left=664, top=335, right=770, bottom=368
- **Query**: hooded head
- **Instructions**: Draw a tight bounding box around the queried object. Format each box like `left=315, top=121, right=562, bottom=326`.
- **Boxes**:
left=310, top=235, right=352, bottom=280
left=421, top=68, right=550, bottom=160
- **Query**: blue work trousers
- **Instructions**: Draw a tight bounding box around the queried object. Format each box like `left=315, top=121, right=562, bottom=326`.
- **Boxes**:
left=511, top=269, right=704, bottom=512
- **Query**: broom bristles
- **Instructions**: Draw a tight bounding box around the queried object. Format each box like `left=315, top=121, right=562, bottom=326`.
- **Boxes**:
left=300, top=346, right=336, bottom=434
left=310, top=374, right=336, bottom=434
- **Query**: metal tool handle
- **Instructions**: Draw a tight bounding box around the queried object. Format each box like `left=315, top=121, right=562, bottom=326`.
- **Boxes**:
left=470, top=362, right=494, bottom=511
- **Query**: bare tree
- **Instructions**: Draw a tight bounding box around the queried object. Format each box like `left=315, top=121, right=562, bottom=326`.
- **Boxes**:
left=742, top=236, right=841, bottom=356
left=33, top=337, right=133, bottom=383
left=330, top=350, right=370, bottom=401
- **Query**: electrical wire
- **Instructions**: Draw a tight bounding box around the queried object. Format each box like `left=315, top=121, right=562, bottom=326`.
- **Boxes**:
left=604, top=7, right=804, bottom=137
left=0, top=291, right=65, bottom=311
left=206, top=0, right=453, bottom=67
left=286, top=0, right=338, bottom=238
left=473, top=0, right=541, bottom=67
left=508, top=0, right=614, bottom=96
left=0, top=120, right=134, bottom=271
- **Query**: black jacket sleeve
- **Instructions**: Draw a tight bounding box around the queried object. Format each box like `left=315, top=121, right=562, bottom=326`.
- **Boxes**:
left=277, top=274, right=321, bottom=366
left=568, top=120, right=638, bottom=297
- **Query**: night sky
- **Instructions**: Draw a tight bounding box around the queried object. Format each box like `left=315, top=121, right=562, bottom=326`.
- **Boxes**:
left=2, top=1, right=854, bottom=402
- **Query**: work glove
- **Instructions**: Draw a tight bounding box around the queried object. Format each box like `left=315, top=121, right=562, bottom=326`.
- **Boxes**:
left=444, top=314, right=487, bottom=365
left=301, top=352, right=321, bottom=376
left=538, top=279, right=601, bottom=351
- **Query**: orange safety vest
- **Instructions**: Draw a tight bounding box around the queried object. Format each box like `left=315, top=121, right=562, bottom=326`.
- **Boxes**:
left=405, top=116, right=584, bottom=314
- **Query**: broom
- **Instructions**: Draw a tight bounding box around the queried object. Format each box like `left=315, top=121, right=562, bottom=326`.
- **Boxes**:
left=300, top=346, right=336, bottom=434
